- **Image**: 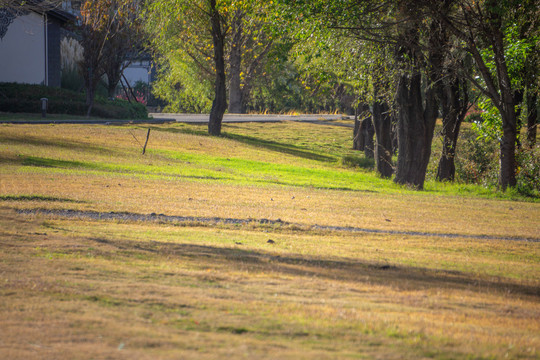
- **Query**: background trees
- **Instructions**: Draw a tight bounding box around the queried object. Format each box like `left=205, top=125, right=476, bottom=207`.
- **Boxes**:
left=272, top=0, right=538, bottom=192
left=432, top=0, right=539, bottom=189
left=146, top=0, right=278, bottom=134
left=73, top=0, right=537, bottom=193
left=78, top=0, right=143, bottom=116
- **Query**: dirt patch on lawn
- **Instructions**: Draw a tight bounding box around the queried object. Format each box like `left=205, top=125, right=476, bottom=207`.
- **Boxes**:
left=16, top=208, right=540, bottom=243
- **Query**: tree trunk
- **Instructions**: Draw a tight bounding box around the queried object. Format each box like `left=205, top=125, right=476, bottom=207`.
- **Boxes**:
left=352, top=107, right=362, bottom=150
left=391, top=111, right=398, bottom=155
left=107, top=69, right=122, bottom=99
left=353, top=104, right=371, bottom=151
left=394, top=71, right=438, bottom=189
left=527, top=92, right=538, bottom=147
left=499, top=108, right=518, bottom=189
left=393, top=8, right=441, bottom=189
left=84, top=66, right=97, bottom=118
left=493, top=29, right=518, bottom=189
left=228, top=11, right=244, bottom=114
left=86, top=86, right=94, bottom=117
left=436, top=76, right=467, bottom=182
left=372, top=99, right=393, bottom=178
left=208, top=0, right=227, bottom=136
left=355, top=103, right=375, bottom=159
left=363, top=117, right=375, bottom=159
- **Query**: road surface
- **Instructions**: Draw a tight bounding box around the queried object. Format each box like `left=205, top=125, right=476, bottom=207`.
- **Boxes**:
left=149, top=113, right=351, bottom=124
left=0, top=113, right=353, bottom=126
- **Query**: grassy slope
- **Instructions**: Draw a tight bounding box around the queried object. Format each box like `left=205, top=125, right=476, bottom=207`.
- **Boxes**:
left=0, top=121, right=539, bottom=359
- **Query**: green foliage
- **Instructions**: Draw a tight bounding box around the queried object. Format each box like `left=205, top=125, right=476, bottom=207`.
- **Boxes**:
left=61, top=65, right=85, bottom=92
left=515, top=145, right=540, bottom=197
left=151, top=60, right=213, bottom=113
left=455, top=131, right=540, bottom=198
left=473, top=20, right=539, bottom=141
left=455, top=134, right=499, bottom=187
left=0, top=83, right=147, bottom=119
left=473, top=97, right=503, bottom=141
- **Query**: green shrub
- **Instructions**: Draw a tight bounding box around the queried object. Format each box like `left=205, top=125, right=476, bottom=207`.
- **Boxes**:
left=0, top=82, right=147, bottom=119
left=61, top=65, right=84, bottom=92
left=455, top=131, right=539, bottom=197
left=341, top=154, right=374, bottom=170
left=516, top=145, right=540, bottom=197
left=455, top=134, right=499, bottom=187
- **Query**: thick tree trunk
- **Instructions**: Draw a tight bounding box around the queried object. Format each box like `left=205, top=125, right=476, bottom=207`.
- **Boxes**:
left=372, top=99, right=393, bottom=178
left=499, top=109, right=518, bottom=189
left=228, top=11, right=244, bottom=114
left=495, top=51, right=518, bottom=189
left=394, top=72, right=438, bottom=189
left=353, top=104, right=371, bottom=152
left=107, top=70, right=122, bottom=99
left=363, top=117, right=375, bottom=159
left=391, top=112, right=398, bottom=155
left=436, top=77, right=467, bottom=182
left=527, top=92, right=538, bottom=147
left=393, top=8, right=441, bottom=189
left=208, top=0, right=227, bottom=136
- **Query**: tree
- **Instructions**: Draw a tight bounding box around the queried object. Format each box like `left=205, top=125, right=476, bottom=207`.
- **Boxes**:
left=146, top=0, right=276, bottom=133
left=78, top=0, right=142, bottom=116
left=101, top=0, right=145, bottom=99
left=434, top=0, right=538, bottom=189
left=392, top=13, right=439, bottom=189
left=284, top=8, right=397, bottom=178
left=146, top=0, right=230, bottom=135
left=207, top=0, right=227, bottom=135
left=0, top=0, right=62, bottom=11
left=79, top=0, right=111, bottom=116
left=227, top=4, right=274, bottom=113
left=435, top=67, right=470, bottom=182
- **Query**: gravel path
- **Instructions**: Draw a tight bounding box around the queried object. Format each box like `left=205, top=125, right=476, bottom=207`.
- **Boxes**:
left=16, top=208, right=539, bottom=243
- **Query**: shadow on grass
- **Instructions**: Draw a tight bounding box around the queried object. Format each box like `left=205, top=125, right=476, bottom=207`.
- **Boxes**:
left=222, top=133, right=336, bottom=163
left=21, top=156, right=98, bottom=169
left=148, top=126, right=335, bottom=163
left=0, top=195, right=85, bottom=203
left=87, top=236, right=539, bottom=299
left=0, top=134, right=120, bottom=156
left=0, top=154, right=96, bottom=171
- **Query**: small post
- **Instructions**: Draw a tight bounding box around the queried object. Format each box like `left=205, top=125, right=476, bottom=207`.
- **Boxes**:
left=40, top=98, right=48, bottom=118
left=142, top=129, right=151, bottom=155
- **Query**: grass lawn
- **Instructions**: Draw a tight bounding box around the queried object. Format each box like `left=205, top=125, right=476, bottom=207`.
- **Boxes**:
left=0, top=121, right=539, bottom=359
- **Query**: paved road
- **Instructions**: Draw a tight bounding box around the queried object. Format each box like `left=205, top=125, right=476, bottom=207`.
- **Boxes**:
left=0, top=113, right=353, bottom=126
left=149, top=113, right=352, bottom=124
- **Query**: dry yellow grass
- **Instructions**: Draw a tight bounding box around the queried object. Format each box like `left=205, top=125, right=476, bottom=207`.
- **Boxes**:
left=0, top=209, right=538, bottom=359
left=2, top=172, right=538, bottom=239
left=1, top=122, right=539, bottom=359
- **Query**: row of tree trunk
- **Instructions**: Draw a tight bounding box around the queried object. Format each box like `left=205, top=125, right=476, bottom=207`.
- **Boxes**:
left=352, top=0, right=538, bottom=190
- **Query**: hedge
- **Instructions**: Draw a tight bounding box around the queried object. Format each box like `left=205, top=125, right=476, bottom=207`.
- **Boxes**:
left=0, top=83, right=148, bottom=119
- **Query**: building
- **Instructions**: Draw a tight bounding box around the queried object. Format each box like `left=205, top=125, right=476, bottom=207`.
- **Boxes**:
left=0, top=4, right=75, bottom=87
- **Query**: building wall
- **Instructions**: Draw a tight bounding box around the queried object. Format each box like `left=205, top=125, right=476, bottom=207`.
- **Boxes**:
left=47, top=19, right=62, bottom=87
left=123, top=61, right=151, bottom=86
left=0, top=12, right=46, bottom=85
